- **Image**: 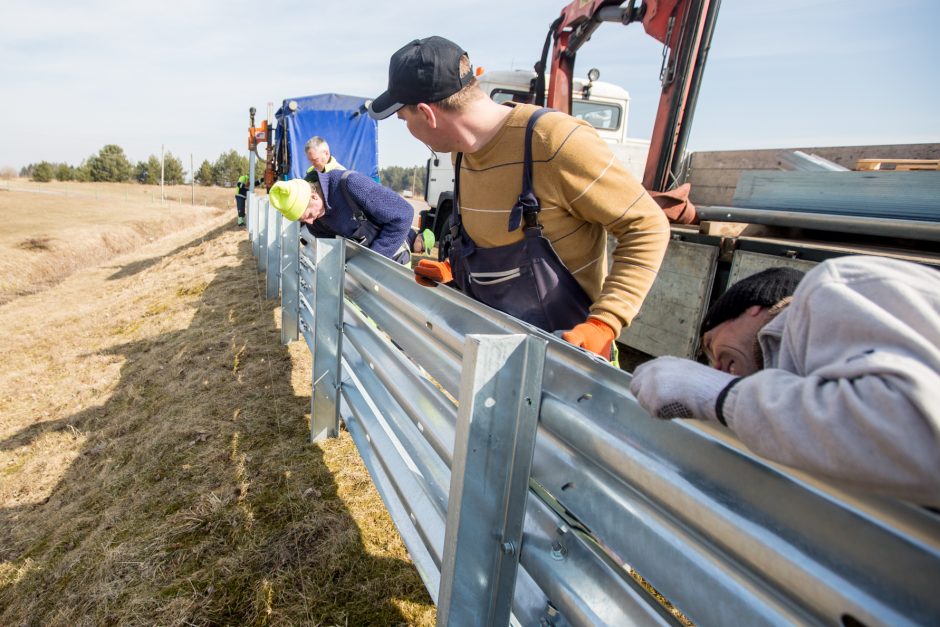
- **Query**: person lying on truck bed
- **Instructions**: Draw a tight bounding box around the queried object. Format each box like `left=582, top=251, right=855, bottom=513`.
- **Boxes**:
left=407, top=227, right=435, bottom=256
left=304, top=136, right=346, bottom=175
left=630, top=256, right=940, bottom=505
left=269, top=170, right=413, bottom=263
left=368, top=36, right=669, bottom=360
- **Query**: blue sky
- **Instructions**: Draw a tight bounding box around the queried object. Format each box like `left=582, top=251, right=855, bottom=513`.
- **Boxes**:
left=1, top=0, right=937, bottom=173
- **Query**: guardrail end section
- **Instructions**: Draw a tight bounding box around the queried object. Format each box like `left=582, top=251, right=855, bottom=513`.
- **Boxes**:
left=438, top=333, right=547, bottom=627
left=310, top=238, right=346, bottom=442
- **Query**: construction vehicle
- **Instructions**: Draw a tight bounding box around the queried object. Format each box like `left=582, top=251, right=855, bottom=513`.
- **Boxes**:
left=251, top=94, right=380, bottom=189
left=420, top=0, right=717, bottom=242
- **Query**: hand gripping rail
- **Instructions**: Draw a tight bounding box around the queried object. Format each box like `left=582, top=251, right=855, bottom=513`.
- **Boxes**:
left=248, top=215, right=940, bottom=627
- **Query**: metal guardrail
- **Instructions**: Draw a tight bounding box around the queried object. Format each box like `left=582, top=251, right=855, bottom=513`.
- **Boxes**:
left=245, top=194, right=940, bottom=627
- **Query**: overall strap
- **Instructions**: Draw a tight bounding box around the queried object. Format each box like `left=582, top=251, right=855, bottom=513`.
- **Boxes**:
left=509, top=107, right=552, bottom=232
left=452, top=152, right=464, bottom=232
left=339, top=170, right=367, bottom=225
left=522, top=108, right=551, bottom=198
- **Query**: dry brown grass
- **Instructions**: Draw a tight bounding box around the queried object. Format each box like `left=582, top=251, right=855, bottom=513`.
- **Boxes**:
left=0, top=180, right=248, bottom=305
left=0, top=211, right=434, bottom=625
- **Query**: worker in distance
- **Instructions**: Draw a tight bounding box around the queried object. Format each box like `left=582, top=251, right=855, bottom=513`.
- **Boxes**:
left=269, top=169, right=414, bottom=264
left=304, top=136, right=346, bottom=176
left=234, top=173, right=261, bottom=227
left=630, top=257, right=940, bottom=505
left=368, top=36, right=670, bottom=361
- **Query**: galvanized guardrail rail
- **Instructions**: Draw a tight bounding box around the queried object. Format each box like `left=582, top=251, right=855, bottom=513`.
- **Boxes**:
left=246, top=194, right=940, bottom=627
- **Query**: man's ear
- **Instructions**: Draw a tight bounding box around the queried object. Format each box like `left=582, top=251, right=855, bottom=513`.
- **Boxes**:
left=744, top=305, right=767, bottom=317
left=416, top=103, right=437, bottom=129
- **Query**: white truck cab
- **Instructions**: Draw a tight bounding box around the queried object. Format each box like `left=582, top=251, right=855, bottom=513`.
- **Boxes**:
left=421, top=69, right=651, bottom=243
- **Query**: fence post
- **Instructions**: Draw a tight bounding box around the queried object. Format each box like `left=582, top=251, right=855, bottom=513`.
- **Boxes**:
left=310, top=238, right=345, bottom=442
left=247, top=194, right=256, bottom=244
left=437, top=334, right=547, bottom=627
left=266, top=210, right=282, bottom=299
left=280, top=220, right=300, bottom=344
left=256, top=199, right=267, bottom=270
left=264, top=201, right=278, bottom=285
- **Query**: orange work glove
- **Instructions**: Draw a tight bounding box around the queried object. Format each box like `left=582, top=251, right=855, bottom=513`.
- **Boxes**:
left=562, top=318, right=615, bottom=358
left=414, top=259, right=453, bottom=287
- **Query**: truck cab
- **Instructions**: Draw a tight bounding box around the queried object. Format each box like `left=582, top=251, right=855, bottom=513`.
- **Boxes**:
left=420, top=70, right=650, bottom=244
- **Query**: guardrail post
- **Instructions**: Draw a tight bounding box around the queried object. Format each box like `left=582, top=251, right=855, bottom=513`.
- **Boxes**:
left=437, top=334, right=547, bottom=627
left=280, top=220, right=300, bottom=344
left=256, top=199, right=268, bottom=271
left=266, top=210, right=282, bottom=299
left=259, top=203, right=280, bottom=284
left=246, top=194, right=256, bottom=245
left=250, top=195, right=260, bottom=256
left=310, top=238, right=345, bottom=441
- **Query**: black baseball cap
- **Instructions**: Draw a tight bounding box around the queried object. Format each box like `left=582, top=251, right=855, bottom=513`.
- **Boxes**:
left=368, top=36, right=474, bottom=120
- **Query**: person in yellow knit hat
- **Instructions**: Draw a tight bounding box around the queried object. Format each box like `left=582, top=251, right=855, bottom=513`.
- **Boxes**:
left=369, top=36, right=669, bottom=360
left=270, top=170, right=413, bottom=263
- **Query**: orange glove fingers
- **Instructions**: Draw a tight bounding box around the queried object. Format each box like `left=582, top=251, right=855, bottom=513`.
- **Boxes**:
left=562, top=318, right=615, bottom=357
left=413, top=259, right=453, bottom=285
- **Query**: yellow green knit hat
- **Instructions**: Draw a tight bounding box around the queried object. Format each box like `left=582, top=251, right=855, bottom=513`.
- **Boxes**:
left=421, top=228, right=435, bottom=252
left=269, top=179, right=311, bottom=221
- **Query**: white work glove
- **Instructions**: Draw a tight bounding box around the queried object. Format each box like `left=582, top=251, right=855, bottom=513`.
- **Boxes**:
left=630, top=356, right=738, bottom=423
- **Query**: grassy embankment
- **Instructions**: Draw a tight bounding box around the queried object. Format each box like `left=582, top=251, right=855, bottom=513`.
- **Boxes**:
left=0, top=180, right=234, bottom=305
left=0, top=195, right=435, bottom=625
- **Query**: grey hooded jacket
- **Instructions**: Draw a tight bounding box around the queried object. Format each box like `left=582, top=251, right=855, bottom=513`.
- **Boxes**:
left=721, top=256, right=940, bottom=505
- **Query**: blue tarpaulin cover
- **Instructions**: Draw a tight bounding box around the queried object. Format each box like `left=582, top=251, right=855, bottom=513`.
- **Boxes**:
left=275, top=93, right=378, bottom=180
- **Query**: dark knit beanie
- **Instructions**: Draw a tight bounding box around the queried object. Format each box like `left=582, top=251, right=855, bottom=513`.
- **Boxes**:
left=700, top=266, right=805, bottom=335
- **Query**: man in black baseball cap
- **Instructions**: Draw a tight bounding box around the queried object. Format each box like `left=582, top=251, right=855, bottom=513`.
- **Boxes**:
left=368, top=36, right=475, bottom=120
left=368, top=36, right=671, bottom=362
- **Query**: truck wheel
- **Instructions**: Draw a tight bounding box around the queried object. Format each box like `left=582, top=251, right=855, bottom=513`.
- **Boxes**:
left=418, top=209, right=433, bottom=232
left=438, top=214, right=453, bottom=261
left=434, top=201, right=453, bottom=241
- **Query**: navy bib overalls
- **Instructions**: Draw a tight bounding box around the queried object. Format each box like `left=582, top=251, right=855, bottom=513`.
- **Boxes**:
left=448, top=108, right=592, bottom=333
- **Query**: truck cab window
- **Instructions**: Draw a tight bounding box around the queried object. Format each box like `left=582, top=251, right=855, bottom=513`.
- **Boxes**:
left=490, top=89, right=534, bottom=105
left=572, top=101, right=621, bottom=131
left=490, top=89, right=622, bottom=131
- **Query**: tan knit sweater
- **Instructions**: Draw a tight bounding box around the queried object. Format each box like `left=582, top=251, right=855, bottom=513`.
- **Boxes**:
left=456, top=104, right=669, bottom=334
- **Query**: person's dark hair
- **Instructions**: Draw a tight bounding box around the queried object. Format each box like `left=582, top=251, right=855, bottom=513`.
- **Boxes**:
left=700, top=266, right=805, bottom=335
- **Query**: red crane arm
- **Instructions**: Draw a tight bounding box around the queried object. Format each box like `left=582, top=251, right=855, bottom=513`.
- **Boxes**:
left=540, top=0, right=720, bottom=193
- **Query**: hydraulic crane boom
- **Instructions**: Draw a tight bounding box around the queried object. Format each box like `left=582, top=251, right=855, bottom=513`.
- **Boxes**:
left=534, top=0, right=721, bottom=192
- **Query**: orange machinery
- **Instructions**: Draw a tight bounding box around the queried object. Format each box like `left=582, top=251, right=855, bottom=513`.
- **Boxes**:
left=534, top=0, right=720, bottom=195
left=247, top=106, right=276, bottom=190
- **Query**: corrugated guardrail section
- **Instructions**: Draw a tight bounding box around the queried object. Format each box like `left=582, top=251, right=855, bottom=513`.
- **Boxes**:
left=246, top=194, right=940, bottom=627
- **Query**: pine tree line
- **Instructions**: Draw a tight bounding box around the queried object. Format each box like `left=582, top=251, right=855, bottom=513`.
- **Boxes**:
left=22, top=145, right=430, bottom=195
left=378, top=165, right=426, bottom=197
left=21, top=146, right=252, bottom=187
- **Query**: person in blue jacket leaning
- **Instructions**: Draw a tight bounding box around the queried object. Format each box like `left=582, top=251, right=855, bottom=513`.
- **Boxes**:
left=269, top=170, right=413, bottom=263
